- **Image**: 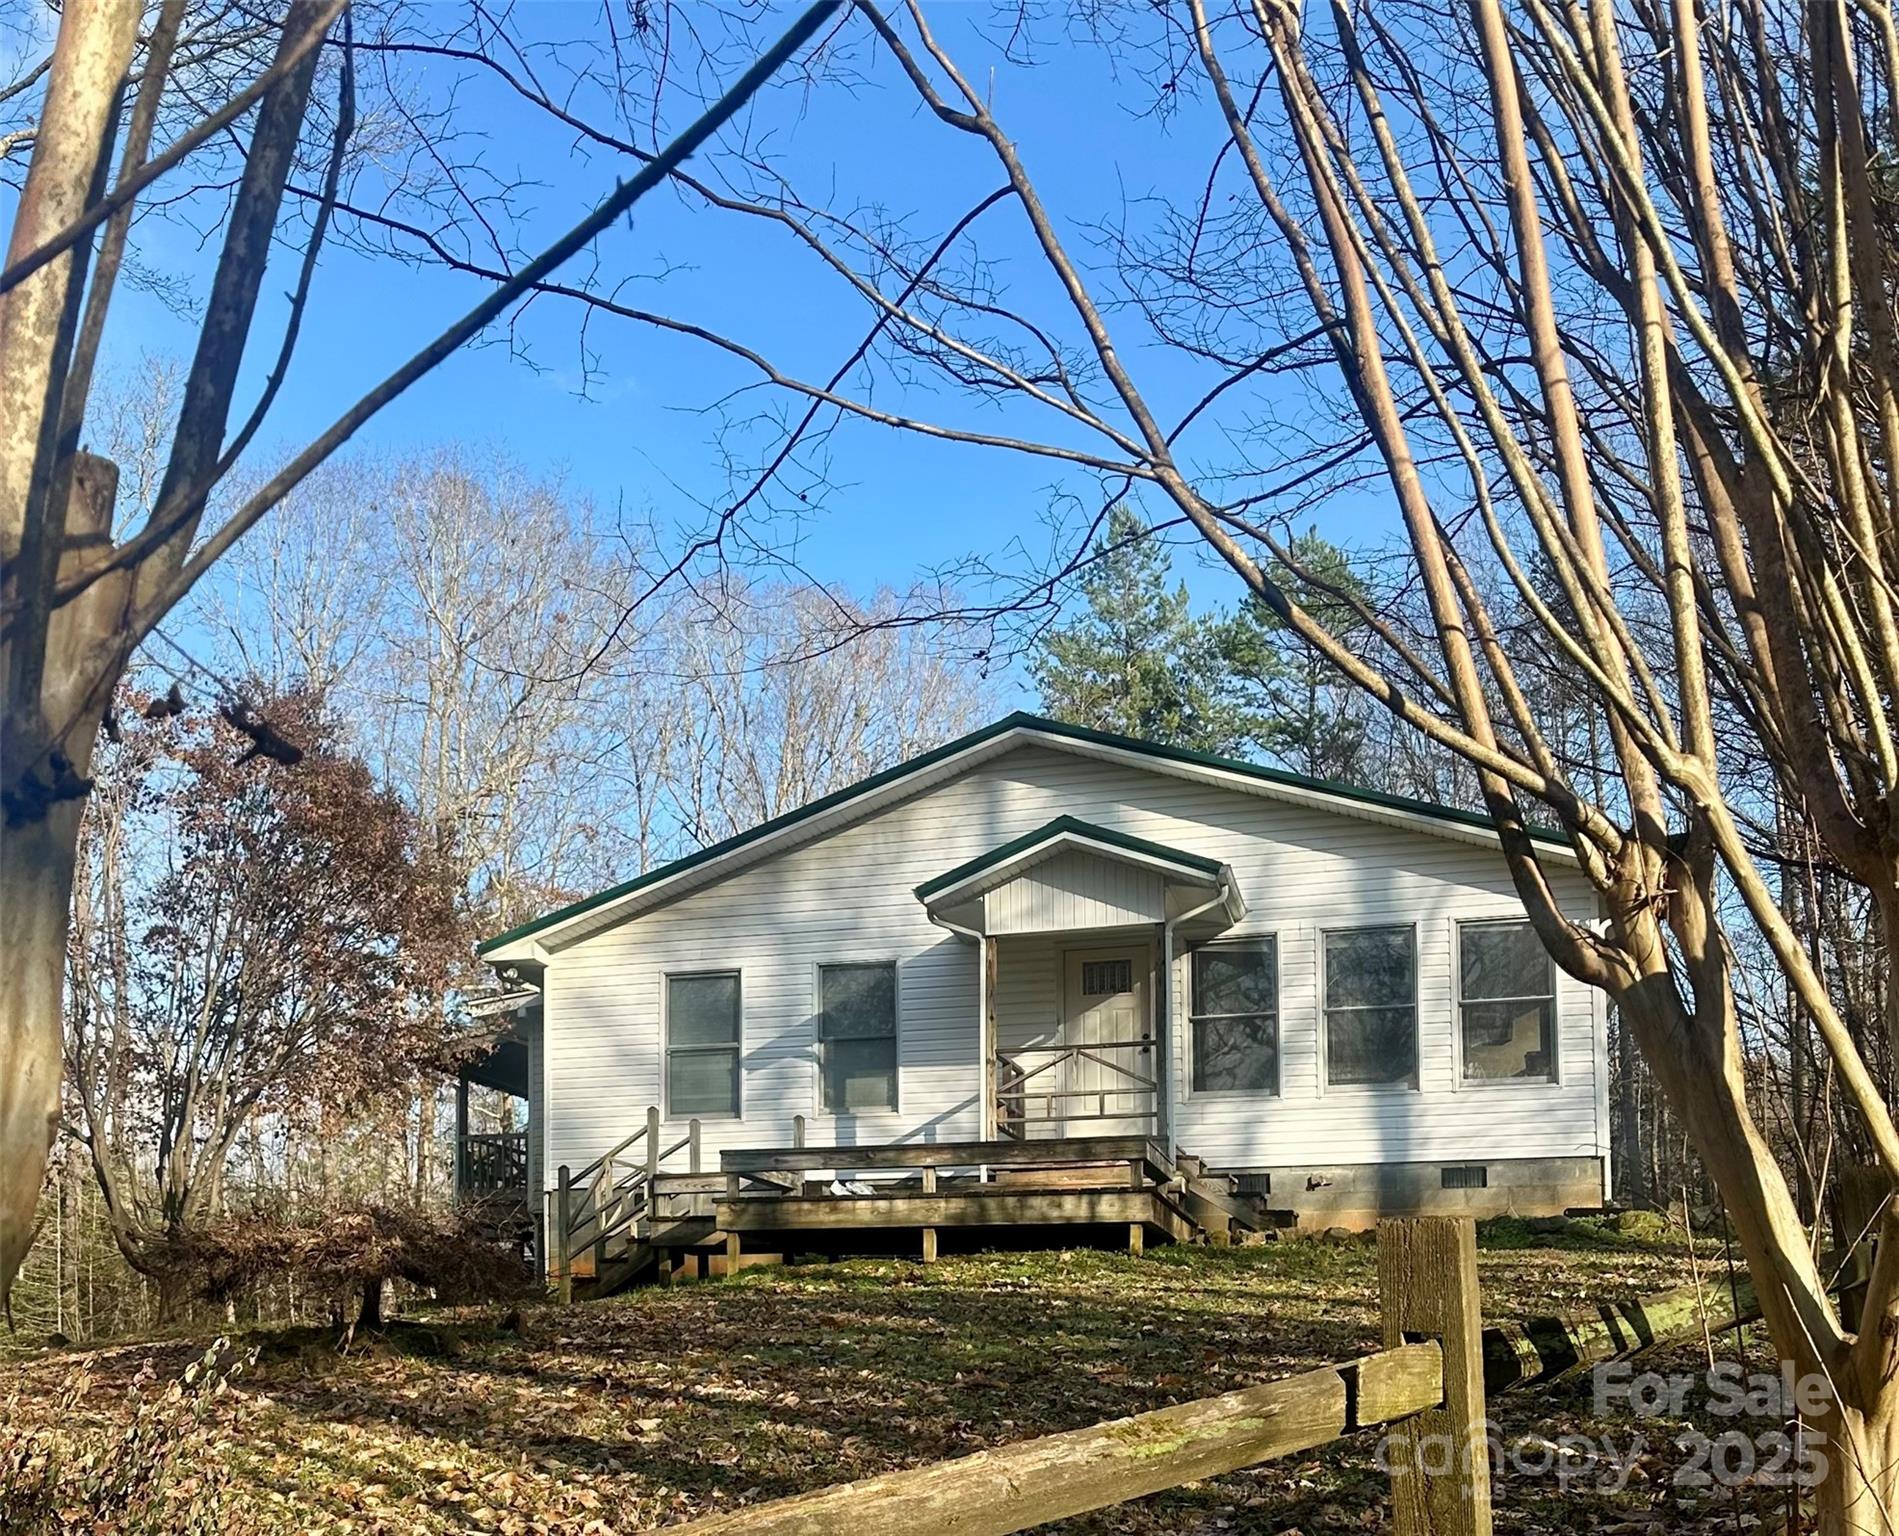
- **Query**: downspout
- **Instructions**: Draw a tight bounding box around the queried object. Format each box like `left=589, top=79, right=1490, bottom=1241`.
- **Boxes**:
left=929, top=910, right=991, bottom=1140
left=1164, top=877, right=1236, bottom=1165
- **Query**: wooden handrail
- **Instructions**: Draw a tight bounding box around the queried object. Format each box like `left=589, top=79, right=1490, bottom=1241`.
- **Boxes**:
left=555, top=1110, right=704, bottom=1292
left=571, top=1124, right=649, bottom=1190
left=664, top=1342, right=1443, bottom=1535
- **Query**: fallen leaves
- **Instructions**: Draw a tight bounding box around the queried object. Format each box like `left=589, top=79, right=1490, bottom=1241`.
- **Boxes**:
left=1, top=1230, right=1795, bottom=1533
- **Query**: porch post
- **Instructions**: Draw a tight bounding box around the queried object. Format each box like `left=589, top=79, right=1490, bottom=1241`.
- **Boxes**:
left=453, top=1069, right=471, bottom=1202
left=981, top=936, right=998, bottom=1140
left=1155, top=921, right=1173, bottom=1159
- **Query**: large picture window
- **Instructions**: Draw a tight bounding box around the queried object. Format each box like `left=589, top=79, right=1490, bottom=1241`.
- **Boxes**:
left=1459, top=921, right=1556, bottom=1081
left=818, top=962, right=899, bottom=1112
left=666, top=972, right=741, bottom=1117
left=1324, top=926, right=1418, bottom=1087
left=1190, top=941, right=1279, bottom=1094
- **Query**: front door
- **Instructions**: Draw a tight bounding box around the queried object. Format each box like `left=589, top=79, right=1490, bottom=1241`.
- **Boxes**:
left=1060, top=946, right=1155, bottom=1137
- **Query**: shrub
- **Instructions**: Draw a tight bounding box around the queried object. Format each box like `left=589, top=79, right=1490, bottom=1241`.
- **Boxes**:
left=149, top=1204, right=531, bottom=1332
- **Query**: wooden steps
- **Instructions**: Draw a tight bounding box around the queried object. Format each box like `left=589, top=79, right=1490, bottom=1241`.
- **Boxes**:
left=582, top=1214, right=721, bottom=1298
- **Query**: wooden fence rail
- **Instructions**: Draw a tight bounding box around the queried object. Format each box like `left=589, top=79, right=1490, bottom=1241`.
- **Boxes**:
left=1482, top=1267, right=1759, bottom=1394
left=666, top=1342, right=1446, bottom=1536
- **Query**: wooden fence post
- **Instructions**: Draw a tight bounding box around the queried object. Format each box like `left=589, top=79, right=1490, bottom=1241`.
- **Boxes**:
left=793, top=1114, right=806, bottom=1148
left=689, top=1118, right=702, bottom=1174
left=1378, top=1217, right=1490, bottom=1536
left=555, top=1164, right=574, bottom=1306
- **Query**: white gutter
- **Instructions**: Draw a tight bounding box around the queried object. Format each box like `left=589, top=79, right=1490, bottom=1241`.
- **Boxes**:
left=1161, top=882, right=1236, bottom=1163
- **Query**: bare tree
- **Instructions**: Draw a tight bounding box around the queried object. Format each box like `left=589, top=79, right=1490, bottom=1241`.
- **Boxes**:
left=0, top=0, right=840, bottom=1309
left=638, top=576, right=993, bottom=850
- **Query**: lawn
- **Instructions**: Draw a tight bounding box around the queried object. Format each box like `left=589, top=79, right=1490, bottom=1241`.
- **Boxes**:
left=2, top=1223, right=1795, bottom=1534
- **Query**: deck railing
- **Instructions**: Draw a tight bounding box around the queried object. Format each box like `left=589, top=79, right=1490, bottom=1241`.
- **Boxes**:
left=994, top=1038, right=1159, bottom=1139
left=457, top=1130, right=528, bottom=1202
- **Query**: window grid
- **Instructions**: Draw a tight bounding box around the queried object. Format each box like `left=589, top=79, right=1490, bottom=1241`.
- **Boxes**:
left=1189, top=938, right=1280, bottom=1096
left=1322, top=924, right=1419, bottom=1089
left=818, top=962, right=899, bottom=1113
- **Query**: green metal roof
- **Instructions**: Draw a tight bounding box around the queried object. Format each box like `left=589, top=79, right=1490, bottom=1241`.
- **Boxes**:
left=478, top=710, right=1568, bottom=956
left=914, top=815, right=1225, bottom=903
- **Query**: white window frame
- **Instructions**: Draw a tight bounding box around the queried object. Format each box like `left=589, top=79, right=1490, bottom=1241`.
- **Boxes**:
left=812, top=958, right=903, bottom=1116
left=661, top=968, right=744, bottom=1121
left=1185, top=935, right=1281, bottom=1100
left=1452, top=916, right=1561, bottom=1088
left=1318, top=921, right=1421, bottom=1094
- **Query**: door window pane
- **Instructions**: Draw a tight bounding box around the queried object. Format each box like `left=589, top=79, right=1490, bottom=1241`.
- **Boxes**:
left=1191, top=940, right=1278, bottom=1094
left=819, top=962, right=898, bottom=1111
left=1324, top=927, right=1417, bottom=1087
left=1459, top=922, right=1556, bottom=1081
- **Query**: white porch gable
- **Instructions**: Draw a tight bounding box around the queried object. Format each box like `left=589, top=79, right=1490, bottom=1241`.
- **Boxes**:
left=913, top=814, right=1245, bottom=938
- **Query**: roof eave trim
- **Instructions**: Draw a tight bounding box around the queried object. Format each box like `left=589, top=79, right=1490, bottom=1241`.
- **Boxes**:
left=475, top=720, right=1042, bottom=955
left=915, top=829, right=1226, bottom=912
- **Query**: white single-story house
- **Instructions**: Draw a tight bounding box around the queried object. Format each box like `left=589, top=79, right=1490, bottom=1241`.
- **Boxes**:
left=460, top=711, right=1611, bottom=1259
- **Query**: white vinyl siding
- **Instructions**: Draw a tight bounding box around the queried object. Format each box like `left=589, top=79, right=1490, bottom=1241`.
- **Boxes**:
left=981, top=849, right=1166, bottom=934
left=539, top=743, right=1607, bottom=1181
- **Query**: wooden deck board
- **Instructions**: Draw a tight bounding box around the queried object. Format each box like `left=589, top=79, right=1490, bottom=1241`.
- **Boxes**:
left=717, top=1187, right=1195, bottom=1243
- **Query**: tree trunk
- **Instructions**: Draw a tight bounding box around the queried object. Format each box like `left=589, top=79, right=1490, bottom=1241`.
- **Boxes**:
left=2, top=455, right=128, bottom=1314
left=1815, top=1397, right=1899, bottom=1536
left=1613, top=1012, right=1645, bottom=1207
left=0, top=790, right=87, bottom=1311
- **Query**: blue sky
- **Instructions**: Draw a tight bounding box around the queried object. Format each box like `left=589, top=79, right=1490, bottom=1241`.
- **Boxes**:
left=73, top=3, right=1399, bottom=686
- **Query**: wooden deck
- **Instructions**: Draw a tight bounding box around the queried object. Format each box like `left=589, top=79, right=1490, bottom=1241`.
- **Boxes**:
left=555, top=1132, right=1271, bottom=1296
left=713, top=1135, right=1201, bottom=1262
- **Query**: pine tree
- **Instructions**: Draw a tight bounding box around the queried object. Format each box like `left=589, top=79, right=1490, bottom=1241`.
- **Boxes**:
left=1031, top=508, right=1244, bottom=753
left=1213, top=531, right=1376, bottom=780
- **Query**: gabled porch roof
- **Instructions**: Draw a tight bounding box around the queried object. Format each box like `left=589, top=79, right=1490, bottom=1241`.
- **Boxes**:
left=914, top=815, right=1245, bottom=931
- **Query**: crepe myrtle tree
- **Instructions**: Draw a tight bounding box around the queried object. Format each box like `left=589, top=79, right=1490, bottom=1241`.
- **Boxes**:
left=0, top=0, right=840, bottom=1311
left=422, top=1, right=1897, bottom=1523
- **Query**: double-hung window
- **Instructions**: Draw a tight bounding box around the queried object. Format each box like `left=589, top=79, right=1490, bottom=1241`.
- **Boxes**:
left=1459, top=920, right=1557, bottom=1081
left=1190, top=940, right=1279, bottom=1094
left=1323, top=925, right=1418, bottom=1087
left=818, top=962, right=899, bottom=1112
left=666, top=972, right=741, bottom=1117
